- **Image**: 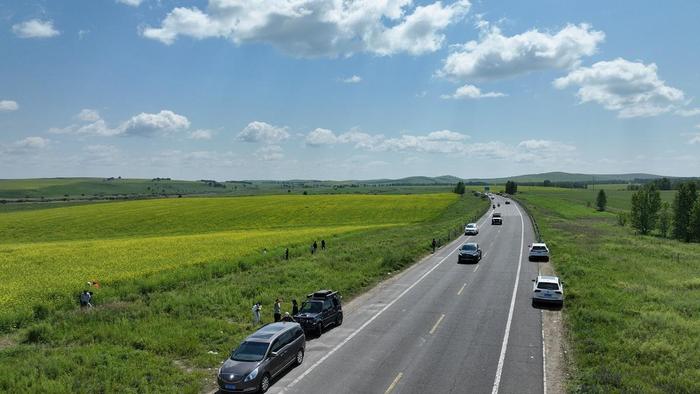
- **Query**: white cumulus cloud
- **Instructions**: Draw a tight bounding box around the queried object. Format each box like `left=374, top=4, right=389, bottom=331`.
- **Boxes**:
left=441, top=84, right=505, bottom=99
left=342, top=75, right=362, bottom=84
left=554, top=58, right=686, bottom=118
left=189, top=129, right=214, bottom=140
left=0, top=100, right=19, bottom=112
left=50, top=109, right=190, bottom=137
left=76, top=109, right=101, bottom=122
left=306, top=128, right=339, bottom=146
left=141, top=0, right=470, bottom=57
left=238, top=121, right=290, bottom=143
left=12, top=19, right=60, bottom=38
left=117, top=0, right=143, bottom=6
left=439, top=23, right=604, bottom=82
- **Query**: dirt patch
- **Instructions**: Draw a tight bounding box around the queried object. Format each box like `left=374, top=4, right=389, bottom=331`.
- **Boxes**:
left=0, top=335, right=17, bottom=351
left=538, top=261, right=571, bottom=394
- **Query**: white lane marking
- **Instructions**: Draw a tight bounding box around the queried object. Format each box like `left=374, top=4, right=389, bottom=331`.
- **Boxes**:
left=284, top=211, right=491, bottom=390
left=473, top=264, right=480, bottom=273
left=542, top=310, right=547, bottom=394
left=491, top=202, right=525, bottom=394
left=385, top=372, right=403, bottom=394
left=457, top=283, right=467, bottom=296
left=429, top=314, right=445, bottom=335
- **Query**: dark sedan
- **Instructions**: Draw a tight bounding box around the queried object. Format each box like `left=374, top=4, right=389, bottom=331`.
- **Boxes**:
left=458, top=242, right=482, bottom=264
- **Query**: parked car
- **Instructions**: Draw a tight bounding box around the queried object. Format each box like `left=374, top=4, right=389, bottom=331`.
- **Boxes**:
left=528, top=243, right=550, bottom=262
left=532, top=275, right=564, bottom=307
left=458, top=242, right=482, bottom=263
left=505, top=200, right=511, bottom=205
left=491, top=212, right=502, bottom=225
left=464, top=223, right=479, bottom=235
left=218, top=322, right=305, bottom=393
left=293, top=290, right=343, bottom=336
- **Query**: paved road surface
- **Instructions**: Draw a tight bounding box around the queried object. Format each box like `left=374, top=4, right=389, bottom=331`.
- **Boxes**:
left=258, top=195, right=543, bottom=394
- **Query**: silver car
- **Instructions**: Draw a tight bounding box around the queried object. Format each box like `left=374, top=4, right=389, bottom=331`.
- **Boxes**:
left=218, top=322, right=305, bottom=393
left=528, top=243, right=550, bottom=262
left=532, top=275, right=564, bottom=307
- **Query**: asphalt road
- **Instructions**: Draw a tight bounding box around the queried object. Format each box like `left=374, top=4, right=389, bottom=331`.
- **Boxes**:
left=263, top=195, right=544, bottom=394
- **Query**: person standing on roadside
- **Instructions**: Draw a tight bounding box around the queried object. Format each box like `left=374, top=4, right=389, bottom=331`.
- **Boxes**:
left=285, top=248, right=289, bottom=260
left=252, top=302, right=262, bottom=325
left=292, top=299, right=299, bottom=316
left=274, top=298, right=282, bottom=322
left=313, top=241, right=318, bottom=253
left=321, top=239, right=326, bottom=250
left=431, top=238, right=437, bottom=253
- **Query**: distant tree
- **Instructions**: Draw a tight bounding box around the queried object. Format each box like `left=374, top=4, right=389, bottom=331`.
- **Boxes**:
left=658, top=202, right=671, bottom=238
left=596, top=190, right=607, bottom=211
left=505, top=181, right=518, bottom=194
left=672, top=182, right=697, bottom=242
left=655, top=177, right=672, bottom=190
left=453, top=181, right=466, bottom=195
left=630, top=184, right=661, bottom=235
left=689, top=199, right=700, bottom=242
left=543, top=180, right=552, bottom=187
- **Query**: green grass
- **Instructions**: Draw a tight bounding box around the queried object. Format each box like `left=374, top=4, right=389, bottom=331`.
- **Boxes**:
left=0, top=192, right=488, bottom=392
left=516, top=187, right=700, bottom=393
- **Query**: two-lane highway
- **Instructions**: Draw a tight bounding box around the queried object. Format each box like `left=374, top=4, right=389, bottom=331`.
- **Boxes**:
left=266, top=195, right=543, bottom=394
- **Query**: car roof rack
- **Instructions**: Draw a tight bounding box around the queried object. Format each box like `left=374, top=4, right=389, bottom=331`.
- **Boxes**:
left=307, top=290, right=338, bottom=299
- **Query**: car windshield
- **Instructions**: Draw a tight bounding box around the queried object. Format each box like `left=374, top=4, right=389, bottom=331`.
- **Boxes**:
left=299, top=301, right=322, bottom=314
left=532, top=246, right=547, bottom=251
left=231, top=341, right=269, bottom=362
left=466, top=224, right=476, bottom=228
left=461, top=244, right=476, bottom=251
left=537, top=282, right=559, bottom=290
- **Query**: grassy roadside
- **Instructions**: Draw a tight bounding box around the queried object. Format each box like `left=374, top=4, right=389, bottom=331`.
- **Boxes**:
left=0, top=193, right=488, bottom=392
left=517, top=187, right=700, bottom=393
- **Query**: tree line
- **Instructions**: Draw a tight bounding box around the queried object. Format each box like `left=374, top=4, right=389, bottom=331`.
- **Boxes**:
left=629, top=182, right=700, bottom=242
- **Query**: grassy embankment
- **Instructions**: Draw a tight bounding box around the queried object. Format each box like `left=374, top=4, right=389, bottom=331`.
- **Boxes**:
left=0, top=193, right=487, bottom=392
left=516, top=186, right=699, bottom=393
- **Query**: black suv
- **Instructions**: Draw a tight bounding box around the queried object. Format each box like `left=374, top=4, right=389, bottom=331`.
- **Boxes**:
left=218, top=322, right=305, bottom=393
left=293, top=290, right=343, bottom=336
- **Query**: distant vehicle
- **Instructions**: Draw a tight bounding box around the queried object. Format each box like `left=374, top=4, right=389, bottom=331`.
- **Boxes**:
left=528, top=243, right=550, bottom=262
left=505, top=200, right=511, bottom=205
left=464, top=223, right=479, bottom=235
left=497, top=203, right=500, bottom=207
left=218, top=322, right=305, bottom=393
left=294, top=290, right=343, bottom=337
left=491, top=215, right=503, bottom=225
left=458, top=242, right=482, bottom=263
left=492, top=204, right=496, bottom=209
left=532, top=275, right=564, bottom=307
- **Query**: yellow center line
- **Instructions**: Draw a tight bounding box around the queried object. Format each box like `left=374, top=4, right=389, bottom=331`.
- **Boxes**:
left=429, top=314, right=446, bottom=335
left=385, top=372, right=404, bottom=394
left=457, top=283, right=467, bottom=295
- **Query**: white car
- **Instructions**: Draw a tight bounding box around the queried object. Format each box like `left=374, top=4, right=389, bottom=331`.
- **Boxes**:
left=528, top=243, right=550, bottom=262
left=464, top=223, right=479, bottom=235
left=532, top=275, right=564, bottom=307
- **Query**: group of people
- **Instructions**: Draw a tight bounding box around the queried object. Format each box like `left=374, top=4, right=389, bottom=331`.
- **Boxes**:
left=310, top=239, right=326, bottom=254
left=252, top=298, right=300, bottom=325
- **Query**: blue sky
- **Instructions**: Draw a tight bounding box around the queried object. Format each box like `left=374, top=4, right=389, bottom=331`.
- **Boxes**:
left=1, top=0, right=699, bottom=180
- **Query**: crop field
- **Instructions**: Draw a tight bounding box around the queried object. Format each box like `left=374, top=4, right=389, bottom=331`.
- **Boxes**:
left=0, top=192, right=487, bottom=392
left=517, top=187, right=700, bottom=393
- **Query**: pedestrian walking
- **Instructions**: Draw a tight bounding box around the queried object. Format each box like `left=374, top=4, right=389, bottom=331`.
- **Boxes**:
left=285, top=248, right=289, bottom=260
left=274, top=298, right=282, bottom=322
left=252, top=302, right=262, bottom=325
left=321, top=239, right=326, bottom=250
left=431, top=238, right=437, bottom=253
left=292, top=299, right=299, bottom=316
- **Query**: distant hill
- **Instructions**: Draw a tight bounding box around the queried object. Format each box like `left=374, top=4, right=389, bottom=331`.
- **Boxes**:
left=465, top=172, right=666, bottom=184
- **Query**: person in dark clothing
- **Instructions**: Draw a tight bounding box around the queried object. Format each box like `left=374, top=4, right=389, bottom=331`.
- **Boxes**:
left=310, top=244, right=314, bottom=254
left=79, top=290, right=93, bottom=308
left=292, top=299, right=299, bottom=316
left=313, top=241, right=318, bottom=253
left=432, top=238, right=437, bottom=253
left=285, top=248, right=289, bottom=260
left=274, top=298, right=282, bottom=322
left=321, top=239, right=326, bottom=250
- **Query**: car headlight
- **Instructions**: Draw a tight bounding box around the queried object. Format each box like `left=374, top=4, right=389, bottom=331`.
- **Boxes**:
left=244, top=367, right=259, bottom=382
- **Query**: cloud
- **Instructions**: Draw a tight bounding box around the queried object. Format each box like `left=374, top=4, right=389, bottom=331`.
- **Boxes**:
left=342, top=75, right=362, bottom=84
left=439, top=23, right=604, bottom=82
left=441, top=84, right=505, bottom=99
left=0, top=100, right=19, bottom=112
left=78, top=29, right=90, bottom=40
left=188, top=129, right=214, bottom=140
left=117, top=0, right=143, bottom=6
left=554, top=58, right=686, bottom=118
left=1, top=137, right=51, bottom=157
left=141, top=0, right=470, bottom=57
left=255, top=145, right=284, bottom=161
left=676, top=108, right=700, bottom=117
left=50, top=109, right=190, bottom=137
left=121, top=110, right=191, bottom=136
left=306, top=128, right=338, bottom=146
left=12, top=19, right=60, bottom=38
left=687, top=133, right=700, bottom=145
left=238, top=121, right=290, bottom=143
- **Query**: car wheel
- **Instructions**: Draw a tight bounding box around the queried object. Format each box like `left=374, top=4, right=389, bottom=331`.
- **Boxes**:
left=316, top=323, right=323, bottom=337
left=531, top=299, right=538, bottom=308
left=295, top=349, right=304, bottom=366
left=259, top=374, right=271, bottom=393
left=336, top=313, right=343, bottom=327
